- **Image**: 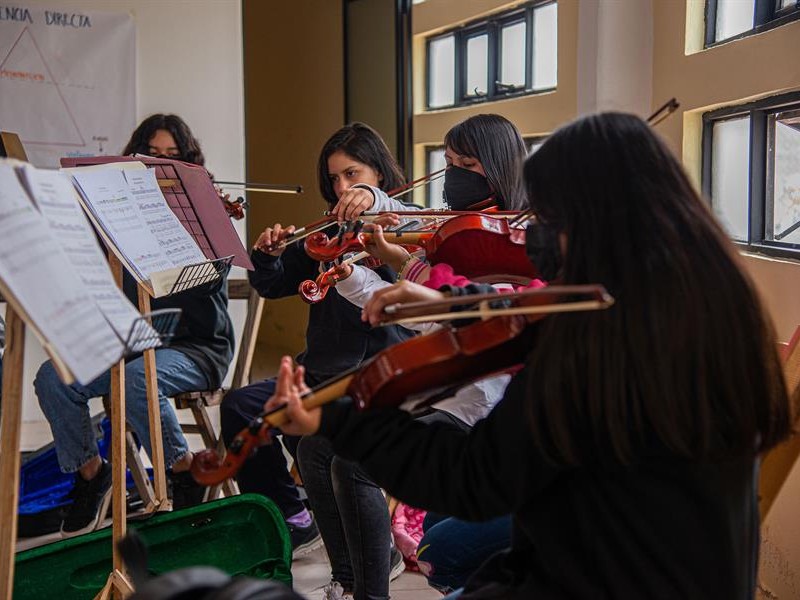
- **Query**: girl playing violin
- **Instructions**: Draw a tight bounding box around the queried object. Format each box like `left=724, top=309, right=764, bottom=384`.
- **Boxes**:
left=303, top=113, right=530, bottom=598
left=122, top=113, right=244, bottom=219
left=219, top=122, right=416, bottom=560
left=265, top=112, right=791, bottom=599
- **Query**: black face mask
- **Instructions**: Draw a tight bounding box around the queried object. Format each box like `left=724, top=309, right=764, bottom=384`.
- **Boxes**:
left=442, top=165, right=493, bottom=210
left=525, top=221, right=562, bottom=281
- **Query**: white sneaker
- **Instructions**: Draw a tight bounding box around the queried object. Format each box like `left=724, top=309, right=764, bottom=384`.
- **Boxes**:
left=322, top=581, right=354, bottom=600
left=389, top=546, right=405, bottom=581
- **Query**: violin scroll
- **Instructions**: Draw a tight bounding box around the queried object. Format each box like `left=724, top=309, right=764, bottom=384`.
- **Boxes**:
left=299, top=278, right=328, bottom=304
left=191, top=423, right=273, bottom=486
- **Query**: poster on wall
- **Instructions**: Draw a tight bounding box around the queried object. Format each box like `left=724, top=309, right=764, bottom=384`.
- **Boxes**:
left=0, top=4, right=135, bottom=167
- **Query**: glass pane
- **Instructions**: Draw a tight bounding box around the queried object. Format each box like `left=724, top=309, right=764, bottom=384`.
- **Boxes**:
left=779, top=0, right=795, bottom=9
left=715, top=0, right=754, bottom=41
left=711, top=117, right=751, bottom=241
left=466, top=34, right=488, bottom=97
left=532, top=3, right=557, bottom=90
left=768, top=112, right=800, bottom=243
left=500, top=22, right=526, bottom=88
left=429, top=36, right=455, bottom=108
left=427, top=148, right=447, bottom=209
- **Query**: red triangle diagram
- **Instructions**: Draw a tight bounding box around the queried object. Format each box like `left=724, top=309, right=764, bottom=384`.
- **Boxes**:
left=0, top=27, right=86, bottom=147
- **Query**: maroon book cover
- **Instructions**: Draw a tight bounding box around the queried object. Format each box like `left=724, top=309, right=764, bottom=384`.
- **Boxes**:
left=60, top=155, right=253, bottom=270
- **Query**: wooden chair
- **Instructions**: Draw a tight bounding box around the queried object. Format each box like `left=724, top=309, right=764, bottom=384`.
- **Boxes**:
left=173, top=282, right=264, bottom=499
left=759, top=325, right=800, bottom=521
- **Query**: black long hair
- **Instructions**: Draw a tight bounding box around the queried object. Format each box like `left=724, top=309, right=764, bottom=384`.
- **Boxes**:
left=522, top=112, right=790, bottom=466
left=122, top=114, right=205, bottom=166
left=317, top=122, right=406, bottom=205
left=444, top=114, right=528, bottom=211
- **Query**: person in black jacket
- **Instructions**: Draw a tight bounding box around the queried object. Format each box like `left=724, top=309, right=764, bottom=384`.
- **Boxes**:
left=220, top=123, right=417, bottom=560
left=262, top=112, right=791, bottom=599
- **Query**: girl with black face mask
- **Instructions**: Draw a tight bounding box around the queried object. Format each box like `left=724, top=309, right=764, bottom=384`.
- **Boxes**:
left=361, top=113, right=530, bottom=287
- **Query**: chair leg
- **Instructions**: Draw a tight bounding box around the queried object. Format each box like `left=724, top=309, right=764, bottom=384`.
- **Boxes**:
left=126, top=432, right=156, bottom=513
left=186, top=401, right=238, bottom=498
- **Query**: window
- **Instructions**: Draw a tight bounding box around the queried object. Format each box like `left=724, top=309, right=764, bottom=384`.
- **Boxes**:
left=702, top=93, right=800, bottom=258
left=425, top=1, right=557, bottom=109
left=706, top=0, right=799, bottom=46
left=426, top=147, right=447, bottom=208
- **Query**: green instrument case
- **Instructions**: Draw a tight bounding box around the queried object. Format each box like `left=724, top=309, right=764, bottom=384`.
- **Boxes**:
left=14, top=493, right=292, bottom=599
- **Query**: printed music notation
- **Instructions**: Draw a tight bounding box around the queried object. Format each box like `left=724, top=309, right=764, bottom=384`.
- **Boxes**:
left=70, top=166, right=208, bottom=296
left=21, top=164, right=159, bottom=350
left=0, top=161, right=126, bottom=384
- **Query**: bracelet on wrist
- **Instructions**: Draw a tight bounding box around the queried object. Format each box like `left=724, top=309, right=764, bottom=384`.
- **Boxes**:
left=396, top=254, right=415, bottom=281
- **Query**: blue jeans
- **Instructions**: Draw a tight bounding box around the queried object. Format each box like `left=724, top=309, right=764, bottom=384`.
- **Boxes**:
left=417, top=513, right=512, bottom=594
left=35, top=348, right=208, bottom=473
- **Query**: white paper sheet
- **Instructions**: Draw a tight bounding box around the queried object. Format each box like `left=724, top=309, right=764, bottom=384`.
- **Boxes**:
left=0, top=162, right=123, bottom=383
left=71, top=168, right=174, bottom=282
left=20, top=165, right=159, bottom=353
left=123, top=168, right=207, bottom=268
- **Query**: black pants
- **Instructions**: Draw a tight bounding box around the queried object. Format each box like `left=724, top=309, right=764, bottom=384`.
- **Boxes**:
left=220, top=378, right=305, bottom=519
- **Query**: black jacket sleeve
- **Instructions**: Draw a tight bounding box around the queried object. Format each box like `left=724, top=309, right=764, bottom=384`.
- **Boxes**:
left=317, top=367, right=561, bottom=521
left=248, top=244, right=319, bottom=299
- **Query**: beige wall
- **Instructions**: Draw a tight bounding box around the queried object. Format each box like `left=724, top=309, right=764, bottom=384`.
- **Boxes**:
left=243, top=0, right=345, bottom=370
left=652, top=3, right=800, bottom=597
left=412, top=0, right=578, bottom=148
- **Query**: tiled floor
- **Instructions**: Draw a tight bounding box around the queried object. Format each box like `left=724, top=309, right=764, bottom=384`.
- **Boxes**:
left=293, top=544, right=441, bottom=599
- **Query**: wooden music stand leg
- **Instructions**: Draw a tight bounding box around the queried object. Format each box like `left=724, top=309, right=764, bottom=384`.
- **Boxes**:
left=136, top=287, right=169, bottom=511
left=94, top=569, right=134, bottom=600
left=0, top=309, right=24, bottom=600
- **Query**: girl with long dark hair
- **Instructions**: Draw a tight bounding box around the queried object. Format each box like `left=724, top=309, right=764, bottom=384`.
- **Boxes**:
left=264, top=112, right=791, bottom=599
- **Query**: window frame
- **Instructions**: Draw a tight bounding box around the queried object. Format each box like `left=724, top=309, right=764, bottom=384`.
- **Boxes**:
left=702, top=91, right=800, bottom=260
left=705, top=0, right=800, bottom=47
left=425, top=0, right=557, bottom=110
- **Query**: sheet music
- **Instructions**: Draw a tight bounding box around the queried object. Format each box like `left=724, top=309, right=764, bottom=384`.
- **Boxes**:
left=123, top=168, right=207, bottom=268
left=71, top=168, right=175, bottom=281
left=20, top=165, right=159, bottom=353
left=0, top=162, right=123, bottom=383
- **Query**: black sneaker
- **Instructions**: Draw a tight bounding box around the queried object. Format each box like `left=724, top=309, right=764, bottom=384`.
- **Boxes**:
left=61, top=460, right=113, bottom=538
left=288, top=518, right=323, bottom=558
left=168, top=470, right=207, bottom=510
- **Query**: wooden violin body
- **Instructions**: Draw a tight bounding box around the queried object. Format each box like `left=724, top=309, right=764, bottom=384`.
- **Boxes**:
left=303, top=213, right=538, bottom=281
left=190, top=285, right=613, bottom=486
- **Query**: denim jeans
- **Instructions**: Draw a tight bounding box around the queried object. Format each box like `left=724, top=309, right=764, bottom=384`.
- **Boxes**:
left=220, top=378, right=305, bottom=519
left=417, top=512, right=512, bottom=593
left=296, top=409, right=469, bottom=600
left=296, top=434, right=391, bottom=600
left=35, top=348, right=208, bottom=473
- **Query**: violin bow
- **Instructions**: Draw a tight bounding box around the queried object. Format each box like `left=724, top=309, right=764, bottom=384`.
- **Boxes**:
left=381, top=284, right=614, bottom=325
left=647, top=98, right=680, bottom=127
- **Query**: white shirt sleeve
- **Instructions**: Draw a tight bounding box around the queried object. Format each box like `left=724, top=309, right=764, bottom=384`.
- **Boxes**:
left=335, top=264, right=436, bottom=333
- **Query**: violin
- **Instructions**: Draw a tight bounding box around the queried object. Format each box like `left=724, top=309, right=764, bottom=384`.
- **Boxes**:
left=298, top=251, right=382, bottom=303
left=304, top=212, right=538, bottom=279
left=190, top=284, right=614, bottom=485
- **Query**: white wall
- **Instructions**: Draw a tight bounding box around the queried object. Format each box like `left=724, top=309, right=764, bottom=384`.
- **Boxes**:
left=16, top=0, right=246, bottom=431
left=577, top=0, right=653, bottom=117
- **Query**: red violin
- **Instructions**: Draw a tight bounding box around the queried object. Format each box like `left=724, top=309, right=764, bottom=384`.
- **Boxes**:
left=190, top=284, right=614, bottom=486
left=303, top=212, right=538, bottom=283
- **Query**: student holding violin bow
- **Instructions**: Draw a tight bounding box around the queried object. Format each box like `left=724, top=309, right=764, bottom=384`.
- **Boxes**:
left=202, top=112, right=790, bottom=599
left=292, top=114, right=531, bottom=600
left=219, top=122, right=418, bottom=561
